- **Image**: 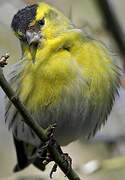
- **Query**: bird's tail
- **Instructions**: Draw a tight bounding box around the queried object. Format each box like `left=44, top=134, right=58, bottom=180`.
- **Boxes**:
left=13, top=136, right=45, bottom=172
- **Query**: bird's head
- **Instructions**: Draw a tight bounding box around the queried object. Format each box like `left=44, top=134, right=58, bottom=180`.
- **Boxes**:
left=11, top=3, right=73, bottom=61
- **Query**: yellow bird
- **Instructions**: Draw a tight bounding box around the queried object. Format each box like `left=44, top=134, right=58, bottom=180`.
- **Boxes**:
left=5, top=3, right=120, bottom=172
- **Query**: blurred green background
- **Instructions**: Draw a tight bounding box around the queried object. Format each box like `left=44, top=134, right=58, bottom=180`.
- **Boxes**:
left=0, top=0, right=125, bottom=180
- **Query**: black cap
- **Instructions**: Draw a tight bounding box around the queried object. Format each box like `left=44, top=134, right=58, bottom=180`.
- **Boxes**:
left=11, top=4, right=38, bottom=33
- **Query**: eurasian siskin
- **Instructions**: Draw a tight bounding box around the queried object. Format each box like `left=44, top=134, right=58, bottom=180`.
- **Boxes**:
left=5, top=3, right=120, bottom=171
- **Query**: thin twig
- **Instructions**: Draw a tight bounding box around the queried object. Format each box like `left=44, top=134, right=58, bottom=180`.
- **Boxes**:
left=24, top=0, right=36, bottom=5
left=96, top=0, right=125, bottom=69
left=0, top=53, right=9, bottom=67
left=0, top=54, right=81, bottom=180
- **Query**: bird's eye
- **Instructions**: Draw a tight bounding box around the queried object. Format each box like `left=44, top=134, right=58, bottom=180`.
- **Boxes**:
left=38, top=19, right=45, bottom=26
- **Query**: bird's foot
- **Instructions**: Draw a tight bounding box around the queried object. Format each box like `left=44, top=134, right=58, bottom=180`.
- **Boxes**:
left=45, top=123, right=57, bottom=139
left=50, top=163, right=58, bottom=178
left=37, top=123, right=57, bottom=155
left=62, top=153, right=72, bottom=170
left=36, top=123, right=57, bottom=166
left=50, top=152, right=72, bottom=178
left=37, top=123, right=72, bottom=177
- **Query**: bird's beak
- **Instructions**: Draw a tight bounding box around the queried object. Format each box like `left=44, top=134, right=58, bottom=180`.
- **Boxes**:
left=26, top=30, right=42, bottom=45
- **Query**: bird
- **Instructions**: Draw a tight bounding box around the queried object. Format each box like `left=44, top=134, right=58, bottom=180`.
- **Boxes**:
left=5, top=2, right=120, bottom=172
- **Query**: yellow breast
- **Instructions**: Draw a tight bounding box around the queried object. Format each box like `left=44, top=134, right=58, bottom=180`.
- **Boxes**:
left=19, top=49, right=79, bottom=112
left=19, top=31, right=119, bottom=115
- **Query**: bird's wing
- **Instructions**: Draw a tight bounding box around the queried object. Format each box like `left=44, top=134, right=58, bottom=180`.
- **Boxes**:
left=13, top=136, right=45, bottom=172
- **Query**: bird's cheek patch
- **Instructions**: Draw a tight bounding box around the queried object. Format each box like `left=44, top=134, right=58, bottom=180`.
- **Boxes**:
left=29, top=20, right=36, bottom=27
left=12, top=29, right=18, bottom=37
left=18, top=31, right=24, bottom=37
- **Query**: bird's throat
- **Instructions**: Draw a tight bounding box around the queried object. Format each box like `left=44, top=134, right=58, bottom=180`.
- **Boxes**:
left=29, top=44, right=38, bottom=63
left=21, top=41, right=38, bottom=62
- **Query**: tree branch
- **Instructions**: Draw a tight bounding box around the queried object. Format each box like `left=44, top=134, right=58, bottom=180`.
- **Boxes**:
left=96, top=0, right=125, bottom=69
left=0, top=54, right=81, bottom=180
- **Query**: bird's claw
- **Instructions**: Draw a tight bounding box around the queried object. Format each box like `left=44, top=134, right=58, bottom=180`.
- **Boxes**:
left=50, top=163, right=57, bottom=178
left=45, top=123, right=57, bottom=139
left=62, top=153, right=72, bottom=175
left=37, top=123, right=72, bottom=178
left=42, top=152, right=52, bottom=165
left=37, top=123, right=57, bottom=155
left=36, top=123, right=57, bottom=168
left=49, top=152, right=72, bottom=178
